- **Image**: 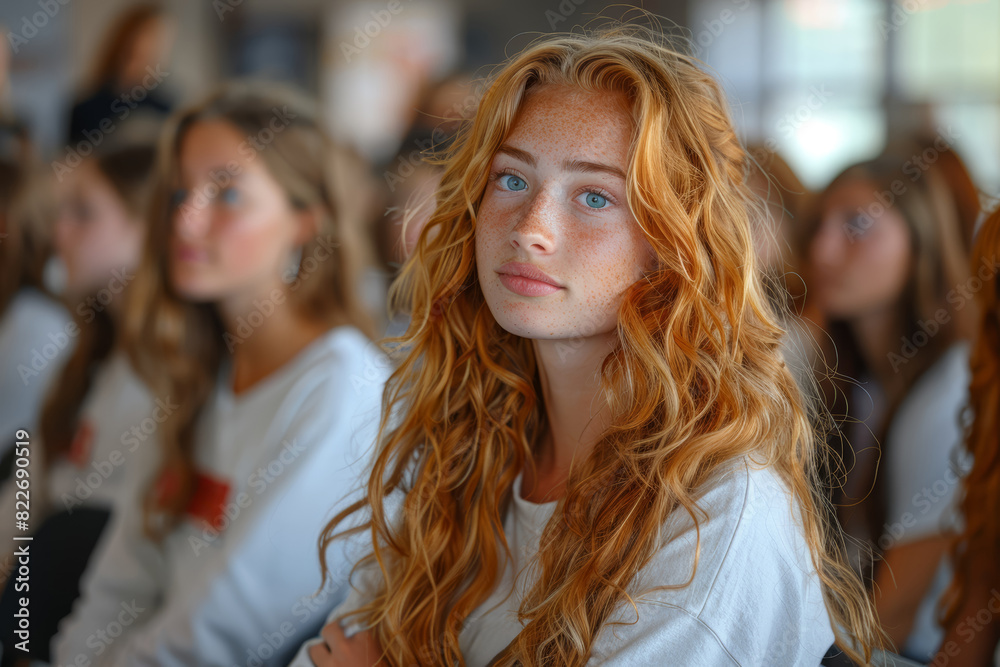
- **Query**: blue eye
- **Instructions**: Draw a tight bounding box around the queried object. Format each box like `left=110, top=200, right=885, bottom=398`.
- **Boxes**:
left=169, top=189, right=188, bottom=208
left=220, top=187, right=240, bottom=205
left=845, top=214, right=870, bottom=236
left=500, top=174, right=527, bottom=191
left=584, top=192, right=608, bottom=209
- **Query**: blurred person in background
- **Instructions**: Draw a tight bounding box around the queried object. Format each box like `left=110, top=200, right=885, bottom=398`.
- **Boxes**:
left=53, top=81, right=390, bottom=667
left=68, top=3, right=176, bottom=147
left=0, top=26, right=31, bottom=163
left=375, top=72, right=477, bottom=338
left=329, top=145, right=392, bottom=338
left=0, top=158, right=71, bottom=464
left=805, top=147, right=978, bottom=662
left=937, top=205, right=1000, bottom=667
left=0, top=143, right=157, bottom=665
left=908, top=133, right=983, bottom=248
left=745, top=145, right=819, bottom=392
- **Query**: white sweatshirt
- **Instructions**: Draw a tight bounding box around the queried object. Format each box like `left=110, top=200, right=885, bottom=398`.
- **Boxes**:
left=47, top=349, right=161, bottom=510
left=0, top=349, right=155, bottom=560
left=290, top=456, right=835, bottom=666
left=53, top=325, right=392, bottom=667
left=0, top=287, right=73, bottom=455
left=883, top=342, right=970, bottom=661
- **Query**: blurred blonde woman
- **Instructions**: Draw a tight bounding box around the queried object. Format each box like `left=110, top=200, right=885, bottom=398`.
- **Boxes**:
left=54, top=82, right=390, bottom=666
left=805, top=149, right=976, bottom=662
left=0, top=144, right=156, bottom=664
left=0, top=160, right=72, bottom=457
left=294, top=22, right=882, bottom=667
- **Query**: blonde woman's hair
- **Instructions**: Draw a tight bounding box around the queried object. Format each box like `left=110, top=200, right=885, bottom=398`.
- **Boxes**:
left=0, top=159, right=56, bottom=316
left=124, top=80, right=375, bottom=539
left=320, top=21, right=883, bottom=666
left=40, top=144, right=157, bottom=469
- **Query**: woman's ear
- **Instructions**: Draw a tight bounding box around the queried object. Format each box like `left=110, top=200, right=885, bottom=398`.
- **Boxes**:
left=292, top=204, right=322, bottom=246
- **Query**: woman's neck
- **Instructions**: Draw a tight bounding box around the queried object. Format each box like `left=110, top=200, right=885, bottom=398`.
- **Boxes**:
left=220, top=296, right=346, bottom=396
left=521, top=332, right=616, bottom=503
left=850, top=306, right=908, bottom=401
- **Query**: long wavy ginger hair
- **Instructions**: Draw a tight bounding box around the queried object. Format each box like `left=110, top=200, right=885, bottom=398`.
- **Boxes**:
left=942, top=205, right=1000, bottom=630
left=320, top=24, right=881, bottom=666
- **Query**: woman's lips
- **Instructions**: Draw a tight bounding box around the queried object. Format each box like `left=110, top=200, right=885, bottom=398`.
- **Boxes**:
left=174, top=244, right=209, bottom=262
left=496, top=262, right=564, bottom=297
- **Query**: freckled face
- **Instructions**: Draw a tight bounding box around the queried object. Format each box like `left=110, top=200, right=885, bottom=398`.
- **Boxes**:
left=475, top=84, right=654, bottom=340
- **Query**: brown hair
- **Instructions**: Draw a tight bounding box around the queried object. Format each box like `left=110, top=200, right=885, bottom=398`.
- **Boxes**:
left=0, top=160, right=57, bottom=316
left=39, top=144, right=157, bottom=467
left=86, top=3, right=167, bottom=92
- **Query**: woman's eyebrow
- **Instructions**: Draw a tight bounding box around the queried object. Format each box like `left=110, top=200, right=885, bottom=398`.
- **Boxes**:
left=562, top=158, right=625, bottom=179
left=497, top=144, right=536, bottom=166
left=179, top=166, right=245, bottom=185
left=496, top=144, right=625, bottom=179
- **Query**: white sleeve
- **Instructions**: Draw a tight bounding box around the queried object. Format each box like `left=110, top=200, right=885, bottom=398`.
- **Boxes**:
left=84, top=387, right=379, bottom=666
left=286, top=559, right=385, bottom=667
left=589, top=604, right=740, bottom=666
left=0, top=293, right=72, bottom=448
left=885, top=347, right=969, bottom=544
left=52, top=481, right=166, bottom=666
left=588, top=463, right=833, bottom=667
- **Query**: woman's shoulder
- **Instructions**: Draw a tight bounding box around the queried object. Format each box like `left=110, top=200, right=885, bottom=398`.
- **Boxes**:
left=644, top=457, right=812, bottom=588
left=595, top=457, right=832, bottom=663
left=631, top=457, right=826, bottom=622
left=297, top=326, right=392, bottom=393
left=251, top=326, right=391, bottom=457
left=2, top=287, right=70, bottom=332
left=896, top=340, right=970, bottom=419
left=253, top=325, right=391, bottom=419
left=888, top=340, right=969, bottom=456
